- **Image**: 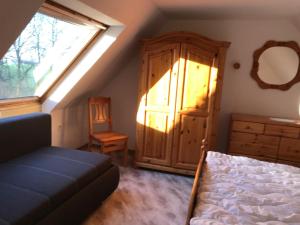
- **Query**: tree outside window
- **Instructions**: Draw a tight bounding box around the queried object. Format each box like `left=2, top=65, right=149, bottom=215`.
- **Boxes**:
left=0, top=10, right=100, bottom=100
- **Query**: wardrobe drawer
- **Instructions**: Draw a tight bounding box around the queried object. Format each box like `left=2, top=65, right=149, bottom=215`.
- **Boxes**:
left=278, top=138, right=300, bottom=162
left=265, top=125, right=299, bottom=138
left=232, top=121, right=264, bottom=134
left=229, top=141, right=277, bottom=159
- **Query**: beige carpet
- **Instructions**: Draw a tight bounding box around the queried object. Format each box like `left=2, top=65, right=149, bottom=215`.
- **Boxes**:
left=83, top=166, right=193, bottom=225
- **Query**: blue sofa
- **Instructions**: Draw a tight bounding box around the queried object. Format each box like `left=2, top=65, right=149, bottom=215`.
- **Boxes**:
left=0, top=112, right=119, bottom=225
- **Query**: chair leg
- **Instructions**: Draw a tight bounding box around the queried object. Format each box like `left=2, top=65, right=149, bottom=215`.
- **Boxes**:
left=124, top=140, right=128, bottom=167
left=100, top=143, right=104, bottom=153
left=88, top=137, right=92, bottom=151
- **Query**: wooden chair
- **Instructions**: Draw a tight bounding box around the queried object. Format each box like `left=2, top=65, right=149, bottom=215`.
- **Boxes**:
left=88, top=97, right=128, bottom=166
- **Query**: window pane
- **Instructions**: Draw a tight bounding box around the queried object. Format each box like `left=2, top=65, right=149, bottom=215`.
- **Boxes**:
left=0, top=11, right=99, bottom=100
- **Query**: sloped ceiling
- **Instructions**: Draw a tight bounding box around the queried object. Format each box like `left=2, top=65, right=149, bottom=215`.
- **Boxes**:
left=151, top=0, right=300, bottom=19
left=0, top=0, right=43, bottom=59
left=53, top=0, right=300, bottom=109
left=1, top=0, right=300, bottom=110
left=50, top=0, right=165, bottom=109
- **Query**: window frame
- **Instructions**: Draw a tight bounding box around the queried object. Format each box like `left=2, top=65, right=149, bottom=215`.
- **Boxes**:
left=0, top=0, right=108, bottom=106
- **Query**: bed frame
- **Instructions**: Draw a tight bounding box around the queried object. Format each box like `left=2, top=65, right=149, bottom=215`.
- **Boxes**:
left=185, top=144, right=208, bottom=225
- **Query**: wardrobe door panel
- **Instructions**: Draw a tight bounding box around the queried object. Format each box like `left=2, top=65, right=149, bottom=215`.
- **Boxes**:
left=143, top=112, right=170, bottom=164
left=147, top=50, right=173, bottom=107
left=136, top=43, right=180, bottom=166
left=172, top=44, right=217, bottom=170
left=182, top=55, right=211, bottom=111
left=174, top=115, right=206, bottom=169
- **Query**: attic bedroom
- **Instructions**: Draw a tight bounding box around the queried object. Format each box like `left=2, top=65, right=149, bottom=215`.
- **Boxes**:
left=0, top=0, right=300, bottom=224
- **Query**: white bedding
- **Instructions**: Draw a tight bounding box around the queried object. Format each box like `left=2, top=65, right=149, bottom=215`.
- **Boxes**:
left=190, top=152, right=300, bottom=225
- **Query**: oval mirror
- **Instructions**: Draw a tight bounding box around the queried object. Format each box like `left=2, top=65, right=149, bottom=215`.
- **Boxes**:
left=251, top=41, right=300, bottom=90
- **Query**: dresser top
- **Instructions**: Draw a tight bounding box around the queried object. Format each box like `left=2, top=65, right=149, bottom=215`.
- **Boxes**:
left=232, top=113, right=300, bottom=127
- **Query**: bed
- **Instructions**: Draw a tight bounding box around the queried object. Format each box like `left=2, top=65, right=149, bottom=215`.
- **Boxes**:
left=186, top=150, right=300, bottom=225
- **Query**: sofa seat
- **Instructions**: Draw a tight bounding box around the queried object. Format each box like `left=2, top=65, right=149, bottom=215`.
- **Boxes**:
left=0, top=147, right=112, bottom=225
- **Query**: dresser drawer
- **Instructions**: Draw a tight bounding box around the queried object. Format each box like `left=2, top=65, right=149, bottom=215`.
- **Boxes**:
left=230, top=132, right=256, bottom=142
left=229, top=141, right=278, bottom=159
left=232, top=121, right=264, bottom=134
left=230, top=132, right=280, bottom=145
left=278, top=138, right=300, bottom=162
left=256, top=134, right=280, bottom=145
left=265, top=125, right=299, bottom=138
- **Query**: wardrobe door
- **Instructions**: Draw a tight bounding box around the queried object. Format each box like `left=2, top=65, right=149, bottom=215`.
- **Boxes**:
left=136, top=43, right=180, bottom=166
left=172, top=43, right=218, bottom=170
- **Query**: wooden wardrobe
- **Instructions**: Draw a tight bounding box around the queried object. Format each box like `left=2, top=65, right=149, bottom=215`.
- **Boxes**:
left=135, top=32, right=230, bottom=175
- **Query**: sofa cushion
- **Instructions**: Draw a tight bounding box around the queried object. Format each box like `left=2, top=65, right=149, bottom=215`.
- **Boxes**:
left=0, top=147, right=112, bottom=225
left=0, top=183, right=50, bottom=225
left=0, top=113, right=51, bottom=162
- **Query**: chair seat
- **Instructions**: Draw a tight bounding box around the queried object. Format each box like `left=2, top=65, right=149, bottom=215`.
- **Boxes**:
left=91, top=131, right=128, bottom=143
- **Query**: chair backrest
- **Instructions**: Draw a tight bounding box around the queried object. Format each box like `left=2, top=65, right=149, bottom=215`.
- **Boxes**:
left=88, top=97, right=112, bottom=134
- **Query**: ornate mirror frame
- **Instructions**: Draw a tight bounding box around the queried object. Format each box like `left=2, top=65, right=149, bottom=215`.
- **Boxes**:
left=251, top=40, right=300, bottom=90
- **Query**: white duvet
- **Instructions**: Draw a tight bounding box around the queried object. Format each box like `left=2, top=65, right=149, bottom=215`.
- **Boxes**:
left=190, top=152, right=300, bottom=225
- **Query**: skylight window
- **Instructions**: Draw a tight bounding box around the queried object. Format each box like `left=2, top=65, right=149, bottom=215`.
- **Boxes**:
left=0, top=1, right=106, bottom=100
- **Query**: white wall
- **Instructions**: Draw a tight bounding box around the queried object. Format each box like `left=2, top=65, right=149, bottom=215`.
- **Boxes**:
left=3, top=0, right=300, bottom=151
left=98, top=54, right=140, bottom=149
left=51, top=102, right=89, bottom=148
left=0, top=0, right=161, bottom=149
left=99, top=19, right=300, bottom=151
left=50, top=0, right=165, bottom=148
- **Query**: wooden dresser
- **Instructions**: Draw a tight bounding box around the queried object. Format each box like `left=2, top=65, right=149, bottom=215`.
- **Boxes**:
left=228, top=113, right=300, bottom=167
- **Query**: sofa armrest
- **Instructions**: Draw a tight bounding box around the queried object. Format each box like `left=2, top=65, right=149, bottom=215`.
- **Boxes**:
left=0, top=112, right=51, bottom=162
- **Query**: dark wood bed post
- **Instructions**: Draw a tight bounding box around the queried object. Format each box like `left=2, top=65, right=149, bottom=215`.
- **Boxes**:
left=185, top=139, right=208, bottom=225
